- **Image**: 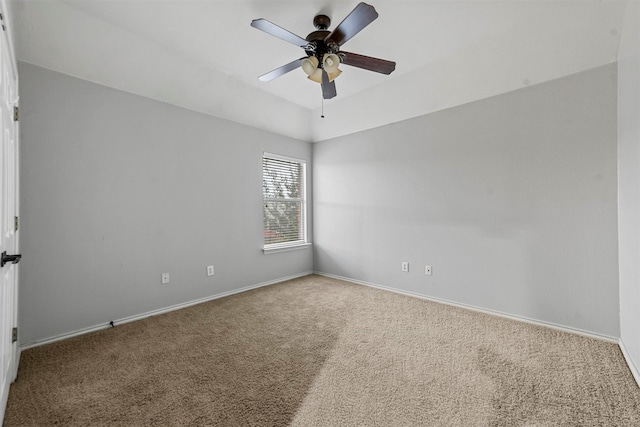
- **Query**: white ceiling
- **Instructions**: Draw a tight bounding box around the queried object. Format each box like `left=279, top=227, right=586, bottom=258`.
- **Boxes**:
left=12, top=1, right=627, bottom=142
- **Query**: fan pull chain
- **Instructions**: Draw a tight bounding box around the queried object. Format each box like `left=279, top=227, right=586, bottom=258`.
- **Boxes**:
left=321, top=96, right=325, bottom=119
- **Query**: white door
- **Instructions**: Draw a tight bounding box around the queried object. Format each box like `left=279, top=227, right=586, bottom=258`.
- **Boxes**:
left=0, top=6, right=19, bottom=422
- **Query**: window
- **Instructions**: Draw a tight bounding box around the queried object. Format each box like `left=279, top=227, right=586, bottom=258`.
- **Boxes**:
left=262, top=153, right=308, bottom=252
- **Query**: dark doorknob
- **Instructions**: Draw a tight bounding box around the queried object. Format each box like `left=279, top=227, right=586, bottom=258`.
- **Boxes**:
left=1, top=251, right=21, bottom=267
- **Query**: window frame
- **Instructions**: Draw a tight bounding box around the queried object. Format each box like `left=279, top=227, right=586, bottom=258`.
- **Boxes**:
left=262, top=152, right=311, bottom=254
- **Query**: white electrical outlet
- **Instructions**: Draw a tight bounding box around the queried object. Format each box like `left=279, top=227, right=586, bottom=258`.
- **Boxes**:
left=401, top=262, right=409, bottom=272
left=425, top=265, right=432, bottom=276
left=161, top=273, right=170, bottom=284
left=207, top=265, right=215, bottom=276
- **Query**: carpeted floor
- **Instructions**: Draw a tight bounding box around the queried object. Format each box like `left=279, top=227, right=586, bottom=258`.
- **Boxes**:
left=4, top=274, right=640, bottom=426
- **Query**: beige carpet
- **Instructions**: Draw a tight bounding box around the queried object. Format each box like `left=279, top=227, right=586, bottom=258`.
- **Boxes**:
left=4, top=274, right=640, bottom=426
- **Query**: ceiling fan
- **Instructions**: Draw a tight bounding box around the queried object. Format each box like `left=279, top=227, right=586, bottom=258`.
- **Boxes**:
left=251, top=2, right=396, bottom=100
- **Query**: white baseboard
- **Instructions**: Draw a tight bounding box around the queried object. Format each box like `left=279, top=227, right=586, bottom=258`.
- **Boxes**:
left=22, top=270, right=637, bottom=390
left=619, top=339, right=640, bottom=388
left=314, top=271, right=619, bottom=344
left=20, top=271, right=313, bottom=350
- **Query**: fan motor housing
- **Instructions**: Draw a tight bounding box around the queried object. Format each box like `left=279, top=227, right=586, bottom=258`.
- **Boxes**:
left=306, top=15, right=337, bottom=60
left=305, top=30, right=330, bottom=43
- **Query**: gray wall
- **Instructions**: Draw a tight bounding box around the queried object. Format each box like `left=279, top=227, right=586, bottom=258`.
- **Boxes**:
left=18, top=59, right=625, bottom=346
left=618, top=1, right=640, bottom=378
left=19, top=62, right=313, bottom=345
left=313, top=64, right=619, bottom=337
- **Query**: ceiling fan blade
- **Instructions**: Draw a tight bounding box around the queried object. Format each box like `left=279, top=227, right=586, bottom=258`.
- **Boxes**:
left=321, top=70, right=337, bottom=99
left=340, top=51, right=396, bottom=75
left=325, top=2, right=378, bottom=47
left=251, top=19, right=308, bottom=47
left=259, top=58, right=306, bottom=82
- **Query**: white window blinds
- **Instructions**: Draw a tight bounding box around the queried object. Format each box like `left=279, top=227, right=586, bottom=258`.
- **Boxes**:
left=263, top=153, right=307, bottom=248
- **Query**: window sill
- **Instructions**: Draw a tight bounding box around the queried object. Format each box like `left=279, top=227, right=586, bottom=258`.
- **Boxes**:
left=262, top=242, right=312, bottom=255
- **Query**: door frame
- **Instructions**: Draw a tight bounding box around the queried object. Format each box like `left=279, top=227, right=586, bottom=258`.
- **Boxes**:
left=0, top=0, right=19, bottom=423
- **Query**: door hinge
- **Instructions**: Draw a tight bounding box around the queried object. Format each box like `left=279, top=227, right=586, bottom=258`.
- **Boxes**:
left=0, top=13, right=5, bottom=32
left=13, top=105, right=18, bottom=121
left=12, top=327, right=17, bottom=343
left=14, top=216, right=18, bottom=232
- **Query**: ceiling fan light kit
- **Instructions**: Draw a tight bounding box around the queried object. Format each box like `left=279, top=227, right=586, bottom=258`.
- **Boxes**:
left=322, top=54, right=341, bottom=74
left=307, top=68, right=323, bottom=83
left=301, top=56, right=319, bottom=76
left=251, top=2, right=396, bottom=101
